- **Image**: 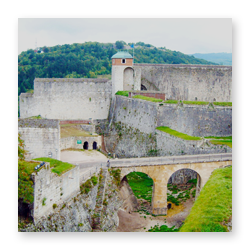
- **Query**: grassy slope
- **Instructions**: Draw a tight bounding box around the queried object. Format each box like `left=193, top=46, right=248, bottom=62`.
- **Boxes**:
left=213, top=102, right=232, bottom=106
left=126, top=172, right=153, bottom=203
left=179, top=166, right=232, bottom=232
left=183, top=100, right=209, bottom=105
left=132, top=95, right=163, bottom=102
left=33, top=157, right=75, bottom=175
left=156, top=126, right=201, bottom=140
left=115, top=91, right=129, bottom=97
left=205, top=136, right=232, bottom=148
left=164, top=100, right=179, bottom=104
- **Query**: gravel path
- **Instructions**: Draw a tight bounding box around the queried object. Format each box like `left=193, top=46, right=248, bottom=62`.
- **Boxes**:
left=60, top=150, right=107, bottom=165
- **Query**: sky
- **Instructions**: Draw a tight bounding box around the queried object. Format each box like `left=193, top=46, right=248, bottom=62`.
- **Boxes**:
left=18, top=18, right=232, bottom=55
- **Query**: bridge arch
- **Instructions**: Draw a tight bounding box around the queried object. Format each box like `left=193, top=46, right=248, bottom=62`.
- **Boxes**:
left=167, top=168, right=201, bottom=200
left=120, top=170, right=155, bottom=212
left=115, top=158, right=232, bottom=215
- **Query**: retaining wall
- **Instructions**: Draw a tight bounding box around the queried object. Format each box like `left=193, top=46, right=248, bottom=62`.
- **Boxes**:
left=33, top=164, right=80, bottom=220
left=112, top=96, right=232, bottom=137
left=60, top=136, right=102, bottom=150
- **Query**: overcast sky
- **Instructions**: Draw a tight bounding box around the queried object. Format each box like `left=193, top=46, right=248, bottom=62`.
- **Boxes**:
left=18, top=18, right=232, bottom=55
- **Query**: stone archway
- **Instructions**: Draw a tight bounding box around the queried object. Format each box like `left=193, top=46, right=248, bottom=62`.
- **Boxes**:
left=167, top=168, right=201, bottom=205
left=141, top=84, right=147, bottom=91
left=83, top=141, right=88, bottom=150
left=93, top=141, right=97, bottom=150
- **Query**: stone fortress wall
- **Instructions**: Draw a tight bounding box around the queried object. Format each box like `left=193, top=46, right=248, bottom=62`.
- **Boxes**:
left=112, top=95, right=232, bottom=137
left=18, top=119, right=60, bottom=160
left=105, top=95, right=232, bottom=158
left=32, top=163, right=80, bottom=220
left=133, top=64, right=232, bottom=102
left=20, top=78, right=112, bottom=120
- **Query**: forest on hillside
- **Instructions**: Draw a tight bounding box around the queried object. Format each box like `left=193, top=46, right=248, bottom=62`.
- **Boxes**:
left=18, top=41, right=217, bottom=96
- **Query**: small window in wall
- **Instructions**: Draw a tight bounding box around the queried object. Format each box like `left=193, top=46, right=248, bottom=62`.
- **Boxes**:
left=122, top=59, right=126, bottom=64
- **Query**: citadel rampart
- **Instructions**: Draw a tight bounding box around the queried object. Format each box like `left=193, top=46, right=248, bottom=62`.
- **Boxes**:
left=18, top=119, right=60, bottom=160
left=133, top=64, right=232, bottom=102
left=20, top=78, right=112, bottom=120
left=104, top=95, right=232, bottom=157
left=111, top=96, right=232, bottom=137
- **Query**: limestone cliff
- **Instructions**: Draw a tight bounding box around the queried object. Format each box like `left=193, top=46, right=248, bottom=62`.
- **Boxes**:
left=19, top=170, right=123, bottom=232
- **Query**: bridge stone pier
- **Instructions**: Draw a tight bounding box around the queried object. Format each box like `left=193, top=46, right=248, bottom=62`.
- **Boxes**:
left=110, top=153, right=232, bottom=215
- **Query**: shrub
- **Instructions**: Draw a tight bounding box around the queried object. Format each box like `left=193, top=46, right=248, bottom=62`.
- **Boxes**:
left=187, top=179, right=197, bottom=185
left=148, top=225, right=178, bottom=232
left=42, top=198, right=46, bottom=206
left=52, top=203, right=57, bottom=209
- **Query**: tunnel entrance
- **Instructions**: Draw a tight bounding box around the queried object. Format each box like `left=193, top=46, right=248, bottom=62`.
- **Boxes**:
left=83, top=141, right=88, bottom=150
left=93, top=141, right=97, bottom=150
left=141, top=84, right=147, bottom=91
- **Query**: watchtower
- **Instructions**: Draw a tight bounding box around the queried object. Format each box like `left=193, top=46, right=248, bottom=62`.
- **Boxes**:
left=111, top=51, right=134, bottom=96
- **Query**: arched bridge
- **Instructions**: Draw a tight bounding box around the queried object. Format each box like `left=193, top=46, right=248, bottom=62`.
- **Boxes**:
left=110, top=153, right=232, bottom=215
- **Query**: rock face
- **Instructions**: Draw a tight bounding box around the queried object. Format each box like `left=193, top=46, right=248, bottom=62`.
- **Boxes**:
left=19, top=170, right=123, bottom=232
left=119, top=176, right=139, bottom=213
left=168, top=169, right=197, bottom=184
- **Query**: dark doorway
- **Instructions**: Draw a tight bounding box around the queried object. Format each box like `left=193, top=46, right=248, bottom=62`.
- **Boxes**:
left=83, top=141, right=88, bottom=150
left=93, top=141, right=97, bottom=150
left=141, top=84, right=147, bottom=91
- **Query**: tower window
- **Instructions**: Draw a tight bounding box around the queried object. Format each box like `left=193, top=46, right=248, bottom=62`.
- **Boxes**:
left=122, top=59, right=126, bottom=64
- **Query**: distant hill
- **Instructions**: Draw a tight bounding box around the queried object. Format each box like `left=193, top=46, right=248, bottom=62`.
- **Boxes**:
left=190, top=53, right=232, bottom=66
left=18, top=41, right=217, bottom=96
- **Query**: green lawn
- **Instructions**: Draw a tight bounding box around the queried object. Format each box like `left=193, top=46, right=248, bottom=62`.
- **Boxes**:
left=126, top=172, right=153, bottom=203
left=164, top=100, right=179, bottom=104
left=115, top=91, right=129, bottom=97
left=179, top=166, right=232, bottom=232
left=132, top=95, right=163, bottom=102
left=205, top=136, right=232, bottom=148
left=18, top=160, right=40, bottom=204
left=33, top=157, right=75, bottom=176
left=156, top=126, right=202, bottom=140
left=213, top=102, right=232, bottom=106
left=183, top=100, right=209, bottom=105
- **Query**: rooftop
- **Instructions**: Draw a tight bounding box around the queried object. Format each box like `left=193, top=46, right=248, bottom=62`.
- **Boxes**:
left=111, top=51, right=133, bottom=59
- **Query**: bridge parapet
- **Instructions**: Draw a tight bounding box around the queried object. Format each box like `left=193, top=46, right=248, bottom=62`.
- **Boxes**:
left=110, top=153, right=232, bottom=168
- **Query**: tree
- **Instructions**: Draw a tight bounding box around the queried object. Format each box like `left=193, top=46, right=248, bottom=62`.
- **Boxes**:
left=115, top=41, right=124, bottom=49
left=43, top=47, right=49, bottom=53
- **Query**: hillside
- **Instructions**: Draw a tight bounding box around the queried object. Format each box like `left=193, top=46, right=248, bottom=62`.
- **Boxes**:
left=179, top=166, right=232, bottom=232
left=190, top=52, right=232, bottom=65
left=18, top=41, right=217, bottom=96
